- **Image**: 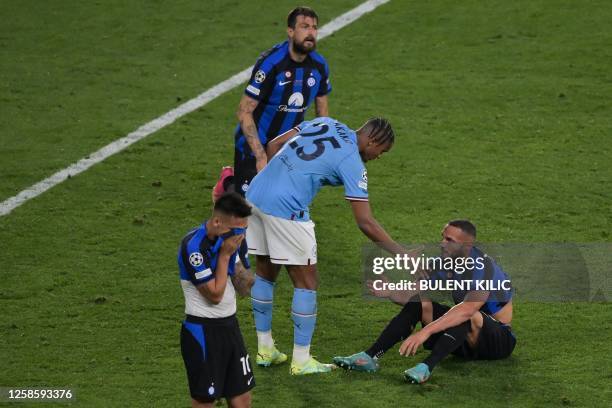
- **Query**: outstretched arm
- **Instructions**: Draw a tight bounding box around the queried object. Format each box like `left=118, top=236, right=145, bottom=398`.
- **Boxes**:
left=349, top=200, right=407, bottom=255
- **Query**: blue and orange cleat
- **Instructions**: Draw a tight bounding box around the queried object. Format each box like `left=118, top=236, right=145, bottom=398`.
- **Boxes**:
left=404, top=363, right=431, bottom=384
left=332, top=351, right=379, bottom=372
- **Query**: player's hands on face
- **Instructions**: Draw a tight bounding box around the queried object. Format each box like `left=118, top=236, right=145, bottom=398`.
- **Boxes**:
left=220, top=234, right=244, bottom=256
left=399, top=330, right=430, bottom=357
left=366, top=274, right=392, bottom=298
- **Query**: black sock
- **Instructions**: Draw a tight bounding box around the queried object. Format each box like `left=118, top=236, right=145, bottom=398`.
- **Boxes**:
left=422, top=320, right=470, bottom=371
left=365, top=301, right=422, bottom=359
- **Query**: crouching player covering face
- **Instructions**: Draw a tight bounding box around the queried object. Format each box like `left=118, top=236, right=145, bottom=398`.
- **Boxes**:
left=333, top=220, right=516, bottom=384
left=178, top=193, right=255, bottom=407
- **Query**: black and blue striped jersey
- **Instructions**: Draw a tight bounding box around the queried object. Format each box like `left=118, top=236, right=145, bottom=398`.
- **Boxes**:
left=427, top=247, right=513, bottom=315
left=235, top=41, right=331, bottom=158
left=178, top=221, right=251, bottom=318
left=178, top=222, right=250, bottom=286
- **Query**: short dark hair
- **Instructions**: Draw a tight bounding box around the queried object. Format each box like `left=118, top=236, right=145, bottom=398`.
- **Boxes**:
left=287, top=6, right=318, bottom=28
left=214, top=192, right=252, bottom=218
left=448, top=219, right=477, bottom=238
left=364, top=117, right=395, bottom=146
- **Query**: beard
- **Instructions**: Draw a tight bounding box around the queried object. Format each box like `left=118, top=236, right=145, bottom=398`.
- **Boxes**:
left=292, top=37, right=316, bottom=54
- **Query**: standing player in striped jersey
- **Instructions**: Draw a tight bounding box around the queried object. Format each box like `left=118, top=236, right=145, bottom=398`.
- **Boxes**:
left=246, top=117, right=408, bottom=375
left=234, top=6, right=331, bottom=195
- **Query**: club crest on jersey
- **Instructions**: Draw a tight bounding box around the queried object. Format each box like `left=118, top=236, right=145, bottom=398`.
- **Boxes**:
left=254, top=70, right=266, bottom=83
left=285, top=71, right=292, bottom=78
left=307, top=77, right=316, bottom=87
left=189, top=252, right=204, bottom=267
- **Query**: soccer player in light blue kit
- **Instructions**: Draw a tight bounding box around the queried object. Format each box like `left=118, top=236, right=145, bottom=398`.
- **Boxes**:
left=245, top=116, right=407, bottom=374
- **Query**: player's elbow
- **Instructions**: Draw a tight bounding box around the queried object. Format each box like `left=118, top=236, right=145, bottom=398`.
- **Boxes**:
left=236, top=104, right=253, bottom=123
left=236, top=106, right=244, bottom=122
left=207, top=292, right=223, bottom=305
left=197, top=286, right=223, bottom=304
left=356, top=219, right=376, bottom=238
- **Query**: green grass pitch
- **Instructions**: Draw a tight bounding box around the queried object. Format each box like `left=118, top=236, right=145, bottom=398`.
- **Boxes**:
left=1, top=0, right=611, bottom=406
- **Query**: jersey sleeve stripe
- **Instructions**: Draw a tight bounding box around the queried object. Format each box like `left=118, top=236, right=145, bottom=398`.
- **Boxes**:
left=259, top=42, right=289, bottom=73
left=345, top=196, right=369, bottom=202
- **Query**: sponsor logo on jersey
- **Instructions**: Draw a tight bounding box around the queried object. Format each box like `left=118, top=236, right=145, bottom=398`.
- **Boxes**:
left=278, top=92, right=306, bottom=112
left=288, top=92, right=304, bottom=107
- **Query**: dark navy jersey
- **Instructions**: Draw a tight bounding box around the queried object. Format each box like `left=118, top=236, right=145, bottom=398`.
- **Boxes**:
left=178, top=221, right=250, bottom=286
left=235, top=41, right=331, bottom=157
left=427, top=247, right=513, bottom=315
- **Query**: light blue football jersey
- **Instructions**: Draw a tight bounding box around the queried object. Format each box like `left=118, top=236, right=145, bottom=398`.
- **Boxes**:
left=246, top=117, right=368, bottom=221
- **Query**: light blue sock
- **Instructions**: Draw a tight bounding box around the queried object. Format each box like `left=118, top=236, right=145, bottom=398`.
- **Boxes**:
left=251, top=275, right=275, bottom=332
left=292, top=288, right=317, bottom=346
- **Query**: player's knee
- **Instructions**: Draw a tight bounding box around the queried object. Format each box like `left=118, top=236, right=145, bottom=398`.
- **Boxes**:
left=304, top=273, right=319, bottom=290
left=464, top=312, right=484, bottom=347
left=227, top=391, right=252, bottom=408
left=420, top=300, right=433, bottom=326
left=255, top=256, right=279, bottom=281
left=191, top=398, right=214, bottom=408
left=295, top=275, right=318, bottom=290
left=469, top=311, right=484, bottom=330
left=287, top=265, right=319, bottom=289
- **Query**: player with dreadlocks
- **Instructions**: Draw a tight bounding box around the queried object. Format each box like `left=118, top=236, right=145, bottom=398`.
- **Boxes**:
left=244, top=116, right=407, bottom=375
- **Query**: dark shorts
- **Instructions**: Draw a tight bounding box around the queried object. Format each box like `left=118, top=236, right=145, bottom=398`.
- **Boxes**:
left=233, top=148, right=257, bottom=196
left=180, top=314, right=255, bottom=403
left=424, top=302, right=516, bottom=360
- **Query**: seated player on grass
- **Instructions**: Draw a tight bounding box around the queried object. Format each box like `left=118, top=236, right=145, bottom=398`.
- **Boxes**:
left=333, top=220, right=515, bottom=384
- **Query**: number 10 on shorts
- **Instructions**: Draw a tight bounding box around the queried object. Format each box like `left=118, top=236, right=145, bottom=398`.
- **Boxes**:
left=240, top=355, right=251, bottom=376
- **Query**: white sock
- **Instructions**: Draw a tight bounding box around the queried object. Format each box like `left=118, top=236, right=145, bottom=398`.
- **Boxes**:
left=257, top=330, right=274, bottom=349
left=292, top=344, right=310, bottom=364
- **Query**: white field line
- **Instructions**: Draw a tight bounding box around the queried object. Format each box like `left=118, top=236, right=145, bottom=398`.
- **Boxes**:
left=0, top=0, right=390, bottom=217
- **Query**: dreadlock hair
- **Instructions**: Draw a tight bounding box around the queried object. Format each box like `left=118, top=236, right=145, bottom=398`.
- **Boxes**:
left=364, top=117, right=395, bottom=146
